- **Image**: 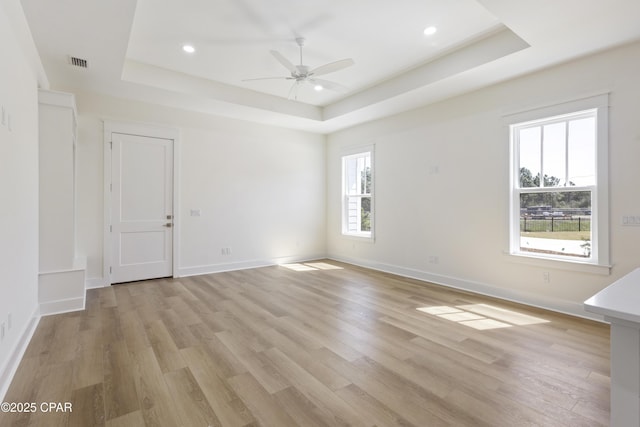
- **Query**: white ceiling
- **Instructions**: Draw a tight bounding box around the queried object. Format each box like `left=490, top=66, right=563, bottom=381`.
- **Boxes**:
left=19, top=0, right=640, bottom=133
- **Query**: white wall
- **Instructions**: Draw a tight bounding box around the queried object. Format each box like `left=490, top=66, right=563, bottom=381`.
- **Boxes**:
left=327, top=40, right=640, bottom=318
left=71, top=91, right=326, bottom=284
left=0, top=1, right=41, bottom=397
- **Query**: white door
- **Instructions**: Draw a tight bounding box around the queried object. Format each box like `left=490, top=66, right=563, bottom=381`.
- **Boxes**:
left=110, top=132, right=173, bottom=283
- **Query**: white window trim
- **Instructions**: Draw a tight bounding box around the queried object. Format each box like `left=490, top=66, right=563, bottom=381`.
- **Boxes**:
left=341, top=144, right=375, bottom=241
left=504, top=94, right=610, bottom=274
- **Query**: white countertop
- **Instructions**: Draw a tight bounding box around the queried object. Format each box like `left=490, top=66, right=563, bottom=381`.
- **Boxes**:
left=584, top=268, right=640, bottom=324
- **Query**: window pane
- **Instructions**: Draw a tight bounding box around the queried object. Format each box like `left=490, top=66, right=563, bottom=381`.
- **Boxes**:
left=346, top=196, right=359, bottom=232
left=357, top=156, right=366, bottom=194
left=519, top=191, right=591, bottom=258
left=361, top=197, right=371, bottom=231
left=345, top=196, right=371, bottom=234
left=542, top=122, right=566, bottom=187
left=519, top=127, right=541, bottom=188
left=345, top=157, right=356, bottom=195
left=568, top=117, right=595, bottom=186
left=346, top=154, right=371, bottom=196
left=363, top=156, right=371, bottom=194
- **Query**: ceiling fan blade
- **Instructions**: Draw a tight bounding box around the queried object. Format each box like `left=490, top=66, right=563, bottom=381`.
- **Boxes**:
left=310, top=78, right=349, bottom=92
left=287, top=81, right=298, bottom=100
left=310, top=58, right=354, bottom=76
left=270, top=50, right=297, bottom=73
left=242, top=76, right=289, bottom=82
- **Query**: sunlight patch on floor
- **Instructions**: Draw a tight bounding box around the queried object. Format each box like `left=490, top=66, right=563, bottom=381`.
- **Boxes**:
left=280, top=262, right=344, bottom=272
left=459, top=318, right=512, bottom=330
left=417, top=306, right=459, bottom=315
left=458, top=304, right=550, bottom=326
left=417, top=304, right=549, bottom=330
left=280, top=263, right=318, bottom=271
left=438, top=311, right=484, bottom=322
left=305, top=262, right=344, bottom=270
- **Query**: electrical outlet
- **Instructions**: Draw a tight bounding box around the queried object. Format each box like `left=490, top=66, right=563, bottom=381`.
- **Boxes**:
left=428, top=255, right=439, bottom=264
left=221, top=247, right=232, bottom=255
left=543, top=272, right=551, bottom=283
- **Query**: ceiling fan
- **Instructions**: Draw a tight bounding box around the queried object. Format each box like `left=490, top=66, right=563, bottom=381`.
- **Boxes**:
left=243, top=37, right=354, bottom=100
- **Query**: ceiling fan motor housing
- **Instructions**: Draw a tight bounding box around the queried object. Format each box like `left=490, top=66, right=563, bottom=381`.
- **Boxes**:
left=294, top=65, right=310, bottom=79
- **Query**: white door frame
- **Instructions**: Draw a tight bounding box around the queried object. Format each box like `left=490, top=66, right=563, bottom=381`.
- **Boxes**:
left=103, top=120, right=180, bottom=285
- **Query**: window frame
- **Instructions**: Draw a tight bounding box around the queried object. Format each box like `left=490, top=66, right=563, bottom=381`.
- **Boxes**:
left=506, top=94, right=610, bottom=273
left=341, top=145, right=375, bottom=240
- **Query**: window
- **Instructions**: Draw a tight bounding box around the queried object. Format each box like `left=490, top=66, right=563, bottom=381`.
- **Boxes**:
left=508, top=95, right=609, bottom=268
left=342, top=148, right=373, bottom=238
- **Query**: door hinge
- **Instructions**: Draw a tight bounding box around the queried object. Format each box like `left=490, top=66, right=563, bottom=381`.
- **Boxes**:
left=109, top=141, right=113, bottom=148
left=109, top=225, right=112, bottom=232
left=110, top=183, right=112, bottom=192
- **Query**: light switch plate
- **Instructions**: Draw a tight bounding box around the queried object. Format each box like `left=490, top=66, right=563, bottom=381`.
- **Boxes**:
left=622, top=215, right=640, bottom=226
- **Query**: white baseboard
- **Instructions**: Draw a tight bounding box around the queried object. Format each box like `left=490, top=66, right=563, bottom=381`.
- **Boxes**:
left=39, top=297, right=85, bottom=316
left=38, top=268, right=86, bottom=315
left=328, top=255, right=605, bottom=322
left=176, top=254, right=327, bottom=278
left=0, top=308, right=40, bottom=401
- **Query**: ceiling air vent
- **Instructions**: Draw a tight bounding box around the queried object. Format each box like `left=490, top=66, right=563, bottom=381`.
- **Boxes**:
left=68, top=56, right=88, bottom=68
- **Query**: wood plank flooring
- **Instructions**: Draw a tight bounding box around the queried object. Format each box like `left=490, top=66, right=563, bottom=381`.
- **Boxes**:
left=0, top=260, right=610, bottom=426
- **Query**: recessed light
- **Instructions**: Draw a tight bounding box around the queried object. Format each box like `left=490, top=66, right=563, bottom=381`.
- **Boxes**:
left=423, top=26, right=437, bottom=36
left=314, top=84, right=323, bottom=91
left=182, top=44, right=195, bottom=53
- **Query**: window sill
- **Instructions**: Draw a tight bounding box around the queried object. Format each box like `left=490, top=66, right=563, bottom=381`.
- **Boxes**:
left=341, top=233, right=375, bottom=243
left=504, top=251, right=611, bottom=276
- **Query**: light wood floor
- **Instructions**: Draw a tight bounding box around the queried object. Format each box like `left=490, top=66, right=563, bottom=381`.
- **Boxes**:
left=1, top=260, right=610, bottom=426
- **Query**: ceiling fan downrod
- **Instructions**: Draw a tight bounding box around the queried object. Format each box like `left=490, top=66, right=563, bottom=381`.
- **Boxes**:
left=295, top=37, right=305, bottom=66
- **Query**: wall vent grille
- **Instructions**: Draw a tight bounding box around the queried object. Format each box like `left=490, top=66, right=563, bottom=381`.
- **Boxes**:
left=68, top=56, right=88, bottom=68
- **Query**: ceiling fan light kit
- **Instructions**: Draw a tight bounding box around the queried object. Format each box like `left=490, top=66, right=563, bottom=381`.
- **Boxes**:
left=243, top=37, right=354, bottom=100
